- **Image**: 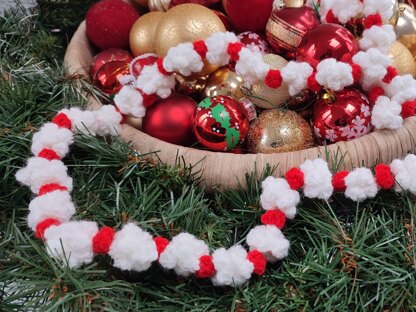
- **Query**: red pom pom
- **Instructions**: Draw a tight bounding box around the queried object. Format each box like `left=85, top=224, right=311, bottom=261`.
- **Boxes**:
left=325, top=10, right=339, bottom=24
left=196, top=255, right=216, bottom=278
left=38, top=148, right=61, bottom=160
left=193, top=40, right=208, bottom=59
left=332, top=171, right=349, bottom=192
left=154, top=236, right=169, bottom=257
left=401, top=100, right=416, bottom=119
left=52, top=113, right=72, bottom=129
left=142, top=92, right=160, bottom=109
left=351, top=63, right=362, bottom=83
left=86, top=0, right=140, bottom=50
left=92, top=226, right=115, bottom=254
left=38, top=183, right=68, bottom=196
left=247, top=250, right=267, bottom=275
left=382, top=66, right=398, bottom=84
left=307, top=72, right=321, bottom=93
left=227, top=42, right=244, bottom=62
left=285, top=167, right=304, bottom=190
left=114, top=107, right=126, bottom=124
left=35, top=218, right=61, bottom=239
left=368, top=86, right=384, bottom=104
left=260, top=210, right=286, bottom=229
left=364, top=14, right=383, bottom=29
left=374, top=164, right=395, bottom=190
left=157, top=58, right=170, bottom=76
left=265, top=70, right=282, bottom=89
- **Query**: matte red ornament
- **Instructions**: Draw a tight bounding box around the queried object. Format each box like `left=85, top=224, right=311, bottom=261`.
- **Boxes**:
left=223, top=0, right=274, bottom=32
left=311, top=89, right=372, bottom=145
left=130, top=53, right=158, bottom=78
left=266, top=7, right=320, bottom=59
left=296, top=24, right=359, bottom=68
left=142, top=94, right=198, bottom=146
left=86, top=0, right=140, bottom=50
left=193, top=96, right=250, bottom=151
left=237, top=31, right=270, bottom=54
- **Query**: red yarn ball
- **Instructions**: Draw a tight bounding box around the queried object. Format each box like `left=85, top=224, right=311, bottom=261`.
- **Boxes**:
left=401, top=100, right=416, bottom=119
left=260, top=210, right=286, bottom=229
left=38, top=183, right=68, bottom=196
left=86, top=0, right=140, bottom=50
left=92, top=226, right=115, bottom=254
left=285, top=167, right=304, bottom=190
left=196, top=255, right=216, bottom=278
left=154, top=236, right=170, bottom=257
left=247, top=250, right=267, bottom=275
left=52, top=113, right=72, bottom=129
left=35, top=218, right=61, bottom=239
left=374, top=164, right=395, bottom=190
left=38, top=148, right=61, bottom=161
left=332, top=171, right=349, bottom=192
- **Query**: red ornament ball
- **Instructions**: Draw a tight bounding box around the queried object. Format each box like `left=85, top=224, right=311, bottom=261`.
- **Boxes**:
left=296, top=23, right=359, bottom=68
left=86, top=0, right=140, bottom=50
left=142, top=94, right=197, bottom=146
left=311, top=89, right=372, bottom=145
left=223, top=0, right=274, bottom=32
left=237, top=31, right=270, bottom=54
left=266, top=7, right=320, bottom=59
left=193, top=96, right=250, bottom=151
left=90, top=49, right=133, bottom=80
left=212, top=10, right=233, bottom=31
left=129, top=53, right=158, bottom=78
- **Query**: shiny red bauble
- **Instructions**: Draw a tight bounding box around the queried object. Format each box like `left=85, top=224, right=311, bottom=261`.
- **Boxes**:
left=237, top=31, right=270, bottom=54
left=311, top=89, right=372, bottom=145
left=130, top=53, right=158, bottom=78
left=266, top=7, right=320, bottom=59
left=296, top=23, right=359, bottom=68
left=193, top=96, right=250, bottom=151
left=90, top=49, right=133, bottom=95
left=142, top=94, right=198, bottom=146
left=223, top=0, right=274, bottom=32
left=86, top=0, right=140, bottom=50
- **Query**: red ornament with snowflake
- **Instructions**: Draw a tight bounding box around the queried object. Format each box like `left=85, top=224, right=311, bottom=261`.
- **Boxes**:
left=311, top=89, right=372, bottom=145
left=237, top=31, right=271, bottom=55
left=193, top=96, right=250, bottom=151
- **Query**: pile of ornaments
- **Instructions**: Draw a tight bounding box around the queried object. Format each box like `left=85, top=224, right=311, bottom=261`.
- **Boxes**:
left=86, top=0, right=416, bottom=154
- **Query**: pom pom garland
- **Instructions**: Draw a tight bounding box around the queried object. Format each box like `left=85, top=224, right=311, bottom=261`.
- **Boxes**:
left=15, top=108, right=416, bottom=286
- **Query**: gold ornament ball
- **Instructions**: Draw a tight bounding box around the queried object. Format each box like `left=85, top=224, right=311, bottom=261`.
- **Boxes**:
left=174, top=73, right=207, bottom=98
left=388, top=0, right=400, bottom=25
left=388, top=41, right=416, bottom=76
left=155, top=4, right=226, bottom=76
left=130, top=12, right=165, bottom=56
left=398, top=34, right=416, bottom=62
left=202, top=68, right=244, bottom=100
left=394, top=4, right=416, bottom=36
left=249, top=54, right=290, bottom=109
left=247, top=109, right=314, bottom=154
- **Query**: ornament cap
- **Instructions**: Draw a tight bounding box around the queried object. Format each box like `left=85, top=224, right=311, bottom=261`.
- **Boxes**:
left=239, top=98, right=257, bottom=121
left=149, top=0, right=170, bottom=11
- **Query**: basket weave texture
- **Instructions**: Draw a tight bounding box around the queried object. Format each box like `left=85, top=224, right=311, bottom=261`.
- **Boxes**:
left=64, top=21, right=416, bottom=190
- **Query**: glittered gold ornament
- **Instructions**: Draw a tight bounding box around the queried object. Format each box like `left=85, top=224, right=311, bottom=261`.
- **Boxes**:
left=248, top=54, right=290, bottom=109
left=398, top=34, right=416, bottom=61
left=202, top=68, right=244, bottom=100
left=394, top=4, right=416, bottom=36
left=247, top=109, right=313, bottom=154
left=155, top=4, right=225, bottom=76
left=174, top=73, right=207, bottom=98
left=388, top=41, right=416, bottom=76
left=130, top=12, right=165, bottom=56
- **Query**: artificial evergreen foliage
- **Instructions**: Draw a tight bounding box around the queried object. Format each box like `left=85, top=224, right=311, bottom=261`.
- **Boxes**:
left=1, top=3, right=415, bottom=311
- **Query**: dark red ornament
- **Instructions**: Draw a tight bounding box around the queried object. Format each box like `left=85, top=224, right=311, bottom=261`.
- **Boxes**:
left=193, top=96, right=250, bottom=151
left=86, top=0, right=140, bottom=50
left=296, top=23, right=359, bottom=68
left=130, top=53, right=158, bottom=78
left=142, top=94, right=197, bottom=146
left=311, top=89, right=372, bottom=145
left=223, top=0, right=274, bottom=32
left=237, top=31, right=270, bottom=54
left=212, top=10, right=233, bottom=31
left=266, top=7, right=320, bottom=59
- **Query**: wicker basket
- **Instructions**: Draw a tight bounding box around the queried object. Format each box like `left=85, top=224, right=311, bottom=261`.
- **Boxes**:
left=64, top=21, right=416, bottom=190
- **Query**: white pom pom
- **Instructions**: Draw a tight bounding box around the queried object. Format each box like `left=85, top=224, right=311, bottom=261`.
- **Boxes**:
left=163, top=43, right=204, bottom=76
left=60, top=108, right=97, bottom=135
left=15, top=157, right=72, bottom=194
left=235, top=48, right=269, bottom=85
left=211, top=245, right=254, bottom=286
left=94, top=105, right=122, bottom=136
left=159, top=233, right=209, bottom=277
left=352, top=49, right=391, bottom=90
left=371, top=96, right=403, bottom=129
left=315, top=59, right=354, bottom=91
left=359, top=25, right=396, bottom=54
left=31, top=123, right=73, bottom=158
left=246, top=225, right=290, bottom=262
left=363, top=0, right=395, bottom=21
left=384, top=75, right=416, bottom=105
left=114, top=86, right=145, bottom=118
left=344, top=168, right=378, bottom=201
left=27, top=191, right=75, bottom=230
left=330, top=0, right=363, bottom=23
left=205, top=32, right=238, bottom=66
left=135, top=64, right=175, bottom=98
left=390, top=154, right=416, bottom=194
left=260, top=177, right=300, bottom=219
left=108, top=223, right=158, bottom=272
left=300, top=158, right=333, bottom=200
left=281, top=61, right=314, bottom=96
left=44, top=221, right=98, bottom=268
